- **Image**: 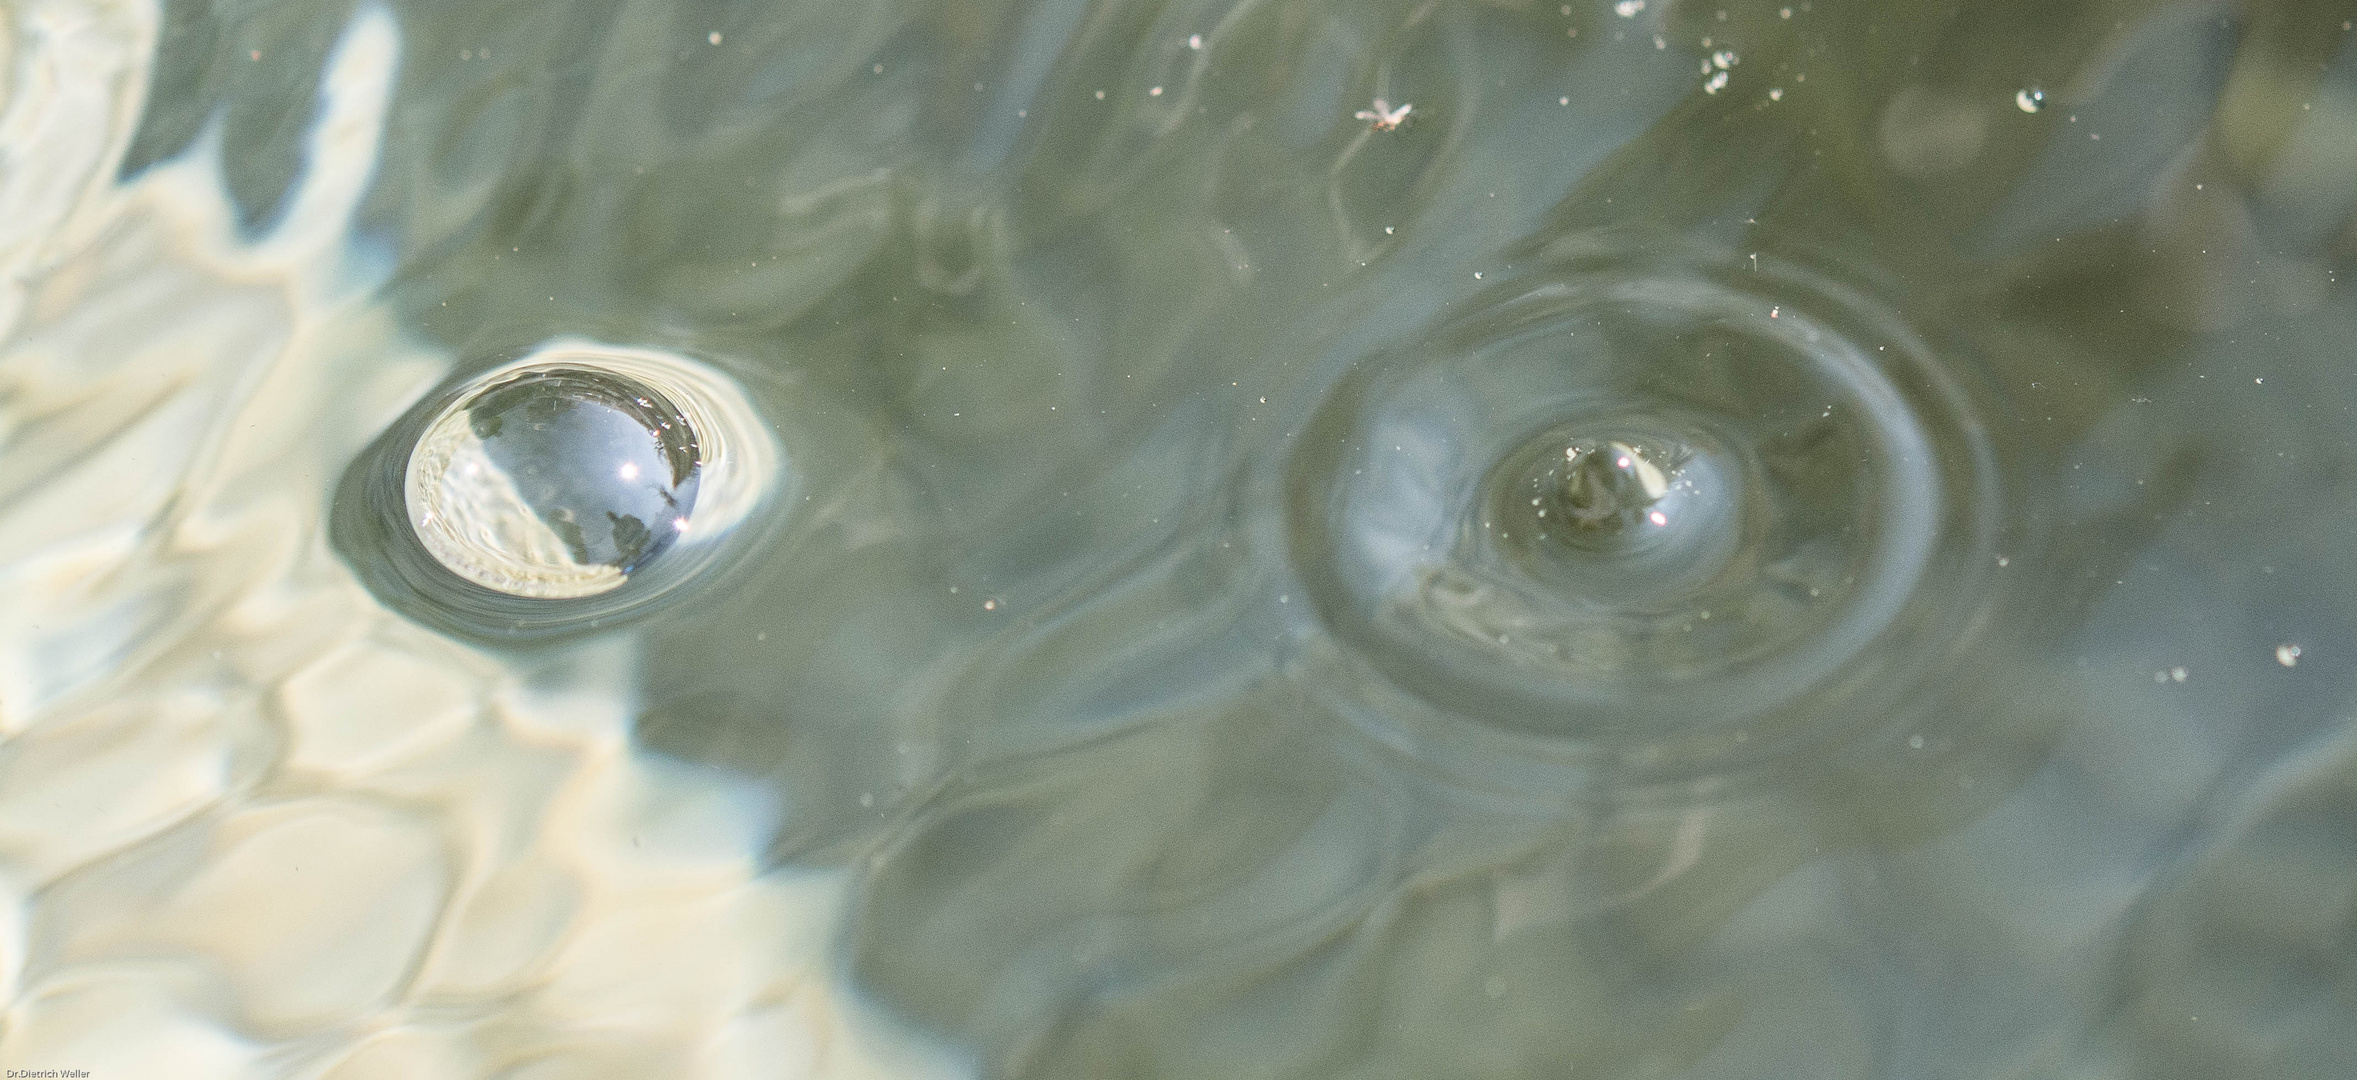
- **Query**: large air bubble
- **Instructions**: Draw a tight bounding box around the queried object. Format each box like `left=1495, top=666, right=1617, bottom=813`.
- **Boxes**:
left=406, top=365, right=701, bottom=598
left=334, top=340, right=783, bottom=640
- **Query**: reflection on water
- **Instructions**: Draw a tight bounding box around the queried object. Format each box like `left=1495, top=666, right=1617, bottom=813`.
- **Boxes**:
left=4, top=0, right=2357, bottom=1077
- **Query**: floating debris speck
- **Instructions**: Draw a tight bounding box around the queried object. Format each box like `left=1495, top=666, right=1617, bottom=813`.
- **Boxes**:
left=1356, top=98, right=1412, bottom=131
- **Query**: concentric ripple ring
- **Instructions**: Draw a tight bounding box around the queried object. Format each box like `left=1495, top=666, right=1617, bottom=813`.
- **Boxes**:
left=1289, top=241, right=2003, bottom=761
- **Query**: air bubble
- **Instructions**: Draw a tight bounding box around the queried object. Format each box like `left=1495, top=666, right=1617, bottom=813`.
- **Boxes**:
left=406, top=365, right=699, bottom=598
left=2015, top=87, right=2045, bottom=113
left=353, top=340, right=784, bottom=631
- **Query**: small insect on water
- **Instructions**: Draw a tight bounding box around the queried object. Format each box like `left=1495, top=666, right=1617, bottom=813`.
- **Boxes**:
left=1356, top=98, right=1413, bottom=132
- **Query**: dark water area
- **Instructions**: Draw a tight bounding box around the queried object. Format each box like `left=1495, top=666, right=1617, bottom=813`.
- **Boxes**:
left=120, top=0, right=2357, bottom=1076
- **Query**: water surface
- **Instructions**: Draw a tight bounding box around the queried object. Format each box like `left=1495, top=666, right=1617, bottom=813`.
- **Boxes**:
left=4, top=0, right=2357, bottom=1077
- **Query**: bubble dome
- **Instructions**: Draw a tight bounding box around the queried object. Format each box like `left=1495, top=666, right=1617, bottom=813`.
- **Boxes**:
left=405, top=363, right=702, bottom=598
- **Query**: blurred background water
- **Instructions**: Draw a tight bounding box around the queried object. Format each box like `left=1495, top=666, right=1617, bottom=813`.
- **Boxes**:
left=3, top=0, right=2357, bottom=1077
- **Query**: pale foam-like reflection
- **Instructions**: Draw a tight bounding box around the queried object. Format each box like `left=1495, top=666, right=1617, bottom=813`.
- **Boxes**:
left=0, top=4, right=941, bottom=1077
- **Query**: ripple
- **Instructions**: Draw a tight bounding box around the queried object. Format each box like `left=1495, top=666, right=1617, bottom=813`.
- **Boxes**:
left=1290, top=240, right=2001, bottom=763
left=335, top=340, right=782, bottom=639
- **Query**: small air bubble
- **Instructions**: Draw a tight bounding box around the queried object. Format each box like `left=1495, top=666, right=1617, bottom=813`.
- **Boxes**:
left=2277, top=644, right=2302, bottom=667
left=2016, top=87, right=2045, bottom=113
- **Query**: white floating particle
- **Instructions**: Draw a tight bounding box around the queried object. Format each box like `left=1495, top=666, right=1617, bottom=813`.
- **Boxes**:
left=2170, top=666, right=2188, bottom=682
left=1704, top=70, right=1729, bottom=94
left=1149, top=85, right=1163, bottom=96
left=1560, top=95, right=1571, bottom=105
left=1780, top=6, right=1792, bottom=16
left=1769, top=87, right=1783, bottom=100
left=2015, top=87, right=2045, bottom=113
left=1908, top=734, right=1925, bottom=749
left=1188, top=33, right=1203, bottom=49
left=1712, top=50, right=1738, bottom=69
left=1095, top=89, right=1106, bottom=99
left=1615, top=0, right=1646, bottom=16
left=707, top=31, right=722, bottom=45
left=2277, top=644, right=2302, bottom=667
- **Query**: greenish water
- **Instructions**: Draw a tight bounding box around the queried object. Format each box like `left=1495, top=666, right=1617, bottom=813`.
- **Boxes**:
left=125, top=0, right=2357, bottom=1076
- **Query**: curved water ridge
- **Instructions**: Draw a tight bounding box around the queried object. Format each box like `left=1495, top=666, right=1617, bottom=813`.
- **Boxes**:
left=1291, top=239, right=2008, bottom=772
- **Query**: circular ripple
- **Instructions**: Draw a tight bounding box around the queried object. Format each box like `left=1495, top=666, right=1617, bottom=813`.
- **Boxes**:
left=335, top=340, right=782, bottom=639
left=1290, top=243, right=2001, bottom=753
